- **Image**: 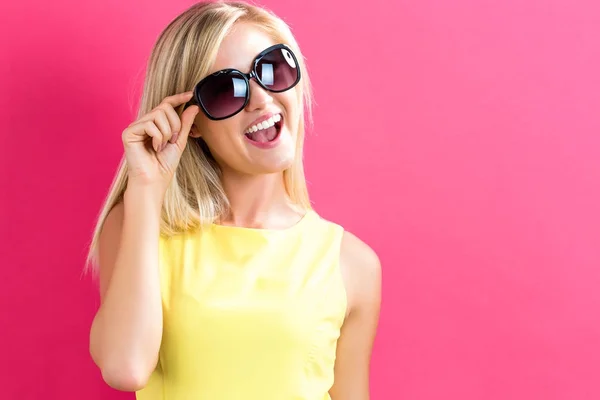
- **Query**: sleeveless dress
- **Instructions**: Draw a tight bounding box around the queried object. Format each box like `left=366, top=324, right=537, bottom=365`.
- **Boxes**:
left=136, top=209, right=348, bottom=400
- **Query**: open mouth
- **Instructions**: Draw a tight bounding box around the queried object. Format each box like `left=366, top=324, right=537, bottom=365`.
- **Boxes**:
left=244, top=114, right=283, bottom=144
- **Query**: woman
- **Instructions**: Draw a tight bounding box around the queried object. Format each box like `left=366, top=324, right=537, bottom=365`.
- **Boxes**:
left=86, top=1, right=381, bottom=399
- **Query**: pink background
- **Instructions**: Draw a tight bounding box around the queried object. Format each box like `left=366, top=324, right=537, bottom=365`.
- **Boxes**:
left=1, top=0, right=599, bottom=399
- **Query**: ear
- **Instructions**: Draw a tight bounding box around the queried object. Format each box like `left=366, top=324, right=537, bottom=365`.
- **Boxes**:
left=189, top=124, right=202, bottom=138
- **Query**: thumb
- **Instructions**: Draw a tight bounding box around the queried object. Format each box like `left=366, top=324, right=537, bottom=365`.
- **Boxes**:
left=176, top=105, right=200, bottom=148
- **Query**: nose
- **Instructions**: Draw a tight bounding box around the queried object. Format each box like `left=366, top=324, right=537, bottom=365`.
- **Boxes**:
left=244, top=79, right=273, bottom=112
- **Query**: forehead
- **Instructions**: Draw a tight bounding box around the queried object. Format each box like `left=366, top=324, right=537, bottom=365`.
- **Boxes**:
left=211, top=22, right=277, bottom=73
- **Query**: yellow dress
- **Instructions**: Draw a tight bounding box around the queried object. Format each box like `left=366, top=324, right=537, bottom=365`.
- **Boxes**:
left=136, top=210, right=347, bottom=400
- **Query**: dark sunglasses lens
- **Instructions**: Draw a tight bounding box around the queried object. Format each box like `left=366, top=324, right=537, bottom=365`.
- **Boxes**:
left=198, top=72, right=248, bottom=118
left=256, top=47, right=299, bottom=91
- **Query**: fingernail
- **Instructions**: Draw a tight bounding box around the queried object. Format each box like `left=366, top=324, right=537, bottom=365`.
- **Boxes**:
left=171, top=132, right=179, bottom=143
left=160, top=142, right=167, bottom=151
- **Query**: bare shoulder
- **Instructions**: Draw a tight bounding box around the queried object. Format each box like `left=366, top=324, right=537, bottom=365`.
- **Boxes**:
left=339, top=230, right=382, bottom=314
left=328, top=229, right=381, bottom=398
left=340, top=231, right=381, bottom=273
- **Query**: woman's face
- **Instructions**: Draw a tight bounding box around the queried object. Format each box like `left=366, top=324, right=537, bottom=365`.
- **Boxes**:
left=190, top=23, right=301, bottom=176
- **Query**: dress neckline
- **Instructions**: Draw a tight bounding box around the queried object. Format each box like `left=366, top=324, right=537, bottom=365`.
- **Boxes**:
left=209, top=209, right=316, bottom=235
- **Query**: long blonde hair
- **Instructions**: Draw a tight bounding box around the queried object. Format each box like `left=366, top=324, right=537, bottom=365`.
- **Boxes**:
left=85, top=1, right=313, bottom=272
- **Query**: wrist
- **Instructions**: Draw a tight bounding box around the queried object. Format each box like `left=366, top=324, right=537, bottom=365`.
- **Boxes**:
left=123, top=184, right=165, bottom=216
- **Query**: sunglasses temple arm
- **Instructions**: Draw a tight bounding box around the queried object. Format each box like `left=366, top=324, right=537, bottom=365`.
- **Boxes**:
left=182, top=96, right=198, bottom=112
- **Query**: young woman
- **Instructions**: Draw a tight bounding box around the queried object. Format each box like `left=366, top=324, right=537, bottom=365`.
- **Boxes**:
left=86, top=1, right=381, bottom=399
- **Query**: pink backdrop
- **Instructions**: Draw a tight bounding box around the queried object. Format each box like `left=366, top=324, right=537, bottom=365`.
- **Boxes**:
left=1, top=0, right=599, bottom=399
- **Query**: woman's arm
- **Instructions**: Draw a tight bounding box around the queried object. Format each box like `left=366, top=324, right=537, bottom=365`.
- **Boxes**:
left=330, top=231, right=382, bottom=400
left=89, top=186, right=164, bottom=391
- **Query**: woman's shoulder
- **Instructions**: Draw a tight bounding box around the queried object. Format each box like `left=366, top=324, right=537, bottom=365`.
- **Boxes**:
left=315, top=214, right=381, bottom=314
left=311, top=211, right=379, bottom=267
left=339, top=230, right=381, bottom=285
left=312, top=211, right=380, bottom=278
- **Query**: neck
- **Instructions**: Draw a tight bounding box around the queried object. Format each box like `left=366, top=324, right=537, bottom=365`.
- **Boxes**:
left=219, top=170, right=300, bottom=228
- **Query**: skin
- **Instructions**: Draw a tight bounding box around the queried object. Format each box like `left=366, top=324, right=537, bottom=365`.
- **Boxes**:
left=92, top=21, right=381, bottom=399
left=189, top=22, right=304, bottom=228
left=192, top=23, right=382, bottom=399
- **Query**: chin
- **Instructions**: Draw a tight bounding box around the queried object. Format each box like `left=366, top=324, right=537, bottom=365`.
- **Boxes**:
left=251, top=151, right=295, bottom=175
left=244, top=126, right=296, bottom=172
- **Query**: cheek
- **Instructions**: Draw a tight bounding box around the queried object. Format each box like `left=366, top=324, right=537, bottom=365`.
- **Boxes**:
left=197, top=115, right=240, bottom=142
left=203, top=129, right=236, bottom=153
left=279, top=91, right=302, bottom=131
left=198, top=121, right=244, bottom=157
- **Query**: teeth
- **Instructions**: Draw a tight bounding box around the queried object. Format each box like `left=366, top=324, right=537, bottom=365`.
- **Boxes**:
left=245, top=114, right=281, bottom=134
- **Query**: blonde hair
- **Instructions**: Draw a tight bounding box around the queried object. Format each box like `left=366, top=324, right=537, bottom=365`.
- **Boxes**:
left=85, top=0, right=313, bottom=273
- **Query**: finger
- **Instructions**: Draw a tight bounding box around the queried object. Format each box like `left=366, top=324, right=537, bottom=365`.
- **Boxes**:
left=153, top=110, right=172, bottom=147
left=162, top=91, right=194, bottom=108
left=140, top=121, right=164, bottom=153
left=131, top=107, right=159, bottom=125
left=155, top=104, right=182, bottom=143
left=122, top=121, right=163, bottom=152
left=176, top=105, right=200, bottom=147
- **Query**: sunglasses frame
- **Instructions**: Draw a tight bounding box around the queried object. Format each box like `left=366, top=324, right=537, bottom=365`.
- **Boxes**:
left=189, top=43, right=302, bottom=121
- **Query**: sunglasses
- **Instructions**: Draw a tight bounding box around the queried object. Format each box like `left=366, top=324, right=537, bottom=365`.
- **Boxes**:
left=187, top=43, right=301, bottom=120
